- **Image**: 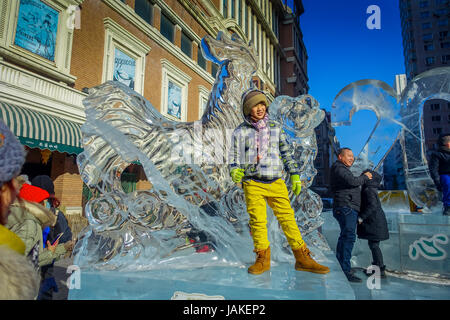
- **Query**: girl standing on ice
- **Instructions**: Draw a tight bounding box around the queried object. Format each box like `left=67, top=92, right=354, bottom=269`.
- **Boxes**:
left=229, top=89, right=329, bottom=275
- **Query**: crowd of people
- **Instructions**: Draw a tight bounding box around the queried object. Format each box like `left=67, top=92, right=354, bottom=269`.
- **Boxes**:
left=0, top=120, right=74, bottom=299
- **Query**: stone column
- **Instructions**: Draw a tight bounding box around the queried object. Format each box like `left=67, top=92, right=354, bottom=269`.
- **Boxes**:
left=192, top=42, right=198, bottom=63
left=153, top=4, right=161, bottom=31
left=174, top=25, right=182, bottom=48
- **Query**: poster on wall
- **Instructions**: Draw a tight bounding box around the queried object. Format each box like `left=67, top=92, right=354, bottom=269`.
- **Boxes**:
left=14, top=0, right=59, bottom=61
left=201, top=97, right=208, bottom=115
left=167, top=81, right=182, bottom=120
left=113, top=48, right=136, bottom=90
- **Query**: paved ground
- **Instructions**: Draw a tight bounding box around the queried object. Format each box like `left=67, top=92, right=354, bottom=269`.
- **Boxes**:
left=52, top=257, right=73, bottom=300
left=348, top=267, right=450, bottom=300
left=53, top=257, right=450, bottom=300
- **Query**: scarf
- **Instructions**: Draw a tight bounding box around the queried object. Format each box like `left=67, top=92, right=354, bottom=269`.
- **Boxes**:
left=249, top=114, right=270, bottom=162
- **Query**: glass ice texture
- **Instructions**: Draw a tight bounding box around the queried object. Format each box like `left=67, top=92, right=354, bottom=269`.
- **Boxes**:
left=331, top=79, right=403, bottom=175
left=331, top=67, right=450, bottom=212
left=399, top=67, right=450, bottom=212
left=74, top=32, right=328, bottom=271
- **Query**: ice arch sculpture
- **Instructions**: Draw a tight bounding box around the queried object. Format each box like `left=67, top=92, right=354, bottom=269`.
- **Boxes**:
left=74, top=32, right=327, bottom=271
left=399, top=67, right=450, bottom=212
left=331, top=79, right=403, bottom=175
left=331, top=66, right=450, bottom=212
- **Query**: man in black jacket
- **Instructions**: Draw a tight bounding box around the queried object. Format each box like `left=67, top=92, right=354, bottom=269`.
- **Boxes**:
left=330, top=148, right=372, bottom=282
left=428, top=133, right=450, bottom=216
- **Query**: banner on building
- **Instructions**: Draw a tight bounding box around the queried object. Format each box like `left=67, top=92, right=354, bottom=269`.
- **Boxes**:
left=14, top=0, right=59, bottom=61
left=167, top=81, right=182, bottom=119
left=113, top=48, right=136, bottom=90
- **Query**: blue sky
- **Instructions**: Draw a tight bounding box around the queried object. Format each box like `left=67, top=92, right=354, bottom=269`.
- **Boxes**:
left=299, top=0, right=405, bottom=153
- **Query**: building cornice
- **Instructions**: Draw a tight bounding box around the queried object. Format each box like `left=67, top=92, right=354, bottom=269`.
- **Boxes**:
left=246, top=0, right=280, bottom=48
left=178, top=0, right=220, bottom=38
left=102, top=0, right=214, bottom=85
left=0, top=58, right=86, bottom=122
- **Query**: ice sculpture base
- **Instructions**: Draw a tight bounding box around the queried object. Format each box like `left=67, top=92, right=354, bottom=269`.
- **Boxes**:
left=348, top=267, right=450, bottom=300
left=321, top=210, right=450, bottom=276
left=68, top=250, right=355, bottom=300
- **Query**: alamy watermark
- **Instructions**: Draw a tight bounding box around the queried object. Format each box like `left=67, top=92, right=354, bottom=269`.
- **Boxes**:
left=366, top=5, right=381, bottom=30
left=366, top=265, right=381, bottom=290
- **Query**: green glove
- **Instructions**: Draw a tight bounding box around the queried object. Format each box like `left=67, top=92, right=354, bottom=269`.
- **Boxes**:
left=230, top=168, right=245, bottom=183
left=291, top=174, right=302, bottom=195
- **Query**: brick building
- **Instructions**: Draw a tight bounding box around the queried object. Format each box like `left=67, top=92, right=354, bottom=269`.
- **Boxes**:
left=399, top=0, right=450, bottom=150
left=0, top=0, right=293, bottom=214
left=311, top=110, right=340, bottom=197
left=0, top=0, right=86, bottom=213
left=278, top=0, right=308, bottom=96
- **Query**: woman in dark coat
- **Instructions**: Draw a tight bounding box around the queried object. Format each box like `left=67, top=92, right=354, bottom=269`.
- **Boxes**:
left=357, top=170, right=389, bottom=277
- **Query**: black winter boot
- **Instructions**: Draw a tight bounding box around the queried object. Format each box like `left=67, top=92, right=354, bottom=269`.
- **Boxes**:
left=364, top=263, right=386, bottom=278
left=380, top=265, right=386, bottom=278
left=345, top=272, right=362, bottom=282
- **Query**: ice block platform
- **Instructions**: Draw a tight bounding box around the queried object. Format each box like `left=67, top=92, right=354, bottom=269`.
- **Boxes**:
left=321, top=210, right=450, bottom=276
left=349, top=267, right=450, bottom=300
left=68, top=250, right=355, bottom=300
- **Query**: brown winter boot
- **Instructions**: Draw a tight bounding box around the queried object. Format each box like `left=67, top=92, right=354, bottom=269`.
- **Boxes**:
left=248, top=246, right=271, bottom=275
left=292, top=245, right=330, bottom=274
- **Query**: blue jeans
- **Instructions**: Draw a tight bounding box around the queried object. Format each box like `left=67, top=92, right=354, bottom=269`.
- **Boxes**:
left=333, top=207, right=358, bottom=274
left=440, top=174, right=450, bottom=208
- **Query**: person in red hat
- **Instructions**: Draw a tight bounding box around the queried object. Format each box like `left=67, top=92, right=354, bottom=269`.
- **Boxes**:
left=31, top=175, right=74, bottom=300
left=5, top=181, right=73, bottom=270
left=19, top=183, right=50, bottom=204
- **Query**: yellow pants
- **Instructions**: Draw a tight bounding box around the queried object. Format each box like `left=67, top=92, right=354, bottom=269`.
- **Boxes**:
left=243, top=178, right=305, bottom=251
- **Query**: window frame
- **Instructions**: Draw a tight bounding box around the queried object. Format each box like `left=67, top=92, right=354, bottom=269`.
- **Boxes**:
left=160, top=59, right=191, bottom=122
left=438, top=19, right=448, bottom=27
left=198, top=85, right=209, bottom=119
left=101, top=18, right=151, bottom=95
left=0, top=0, right=80, bottom=84
left=160, top=12, right=175, bottom=43
left=430, top=103, right=440, bottom=110
left=425, top=56, right=435, bottom=65
left=134, top=0, right=153, bottom=26
left=197, top=43, right=207, bottom=70
left=420, top=11, right=430, bottom=18
left=419, top=1, right=429, bottom=8
left=223, top=0, right=228, bottom=18
left=180, top=31, right=192, bottom=58
left=423, top=33, right=433, bottom=41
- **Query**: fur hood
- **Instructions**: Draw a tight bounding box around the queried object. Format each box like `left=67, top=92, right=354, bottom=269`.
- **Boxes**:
left=8, top=198, right=57, bottom=228
left=0, top=245, right=40, bottom=299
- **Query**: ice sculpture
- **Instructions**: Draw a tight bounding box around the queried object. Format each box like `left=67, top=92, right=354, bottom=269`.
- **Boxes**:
left=399, top=67, right=450, bottom=212
left=331, top=67, right=450, bottom=212
left=331, top=79, right=404, bottom=175
left=74, top=32, right=327, bottom=271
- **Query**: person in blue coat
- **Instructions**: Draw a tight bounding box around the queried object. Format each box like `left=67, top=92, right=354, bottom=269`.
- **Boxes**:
left=428, top=133, right=450, bottom=215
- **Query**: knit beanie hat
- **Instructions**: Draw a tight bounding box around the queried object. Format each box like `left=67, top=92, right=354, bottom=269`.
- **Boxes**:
left=0, top=120, right=25, bottom=186
left=31, top=175, right=55, bottom=195
left=19, top=183, right=50, bottom=203
left=242, top=90, right=268, bottom=116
